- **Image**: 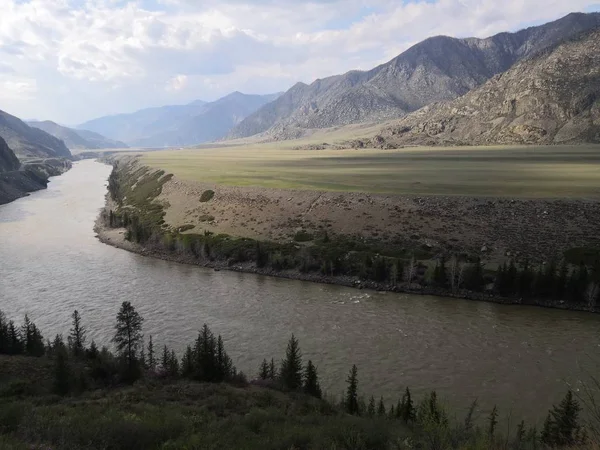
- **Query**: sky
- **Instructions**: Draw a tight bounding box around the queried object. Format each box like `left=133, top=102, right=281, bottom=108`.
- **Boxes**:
left=0, top=0, right=599, bottom=125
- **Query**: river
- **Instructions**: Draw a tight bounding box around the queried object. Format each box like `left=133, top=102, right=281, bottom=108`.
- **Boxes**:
left=1, top=159, right=598, bottom=422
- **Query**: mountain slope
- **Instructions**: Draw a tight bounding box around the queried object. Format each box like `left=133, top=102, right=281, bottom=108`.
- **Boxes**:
left=129, top=92, right=281, bottom=147
left=28, top=121, right=127, bottom=150
left=0, top=110, right=71, bottom=159
left=369, top=30, right=600, bottom=146
left=77, top=100, right=208, bottom=144
left=229, top=12, right=600, bottom=140
left=0, top=136, right=20, bottom=172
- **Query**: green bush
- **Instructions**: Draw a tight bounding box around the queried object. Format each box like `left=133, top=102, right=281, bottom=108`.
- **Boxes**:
left=200, top=190, right=215, bottom=202
left=294, top=231, right=314, bottom=242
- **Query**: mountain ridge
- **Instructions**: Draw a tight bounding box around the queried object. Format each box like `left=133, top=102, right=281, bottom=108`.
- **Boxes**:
left=228, top=12, right=600, bottom=140
left=28, top=121, right=128, bottom=150
left=79, top=92, right=281, bottom=147
left=365, top=28, right=600, bottom=147
left=0, top=110, right=72, bottom=159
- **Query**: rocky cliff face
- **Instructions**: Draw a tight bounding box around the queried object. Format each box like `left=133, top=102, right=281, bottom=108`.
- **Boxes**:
left=229, top=12, right=600, bottom=140
left=372, top=30, right=600, bottom=146
left=0, top=110, right=71, bottom=159
left=0, top=136, right=20, bottom=173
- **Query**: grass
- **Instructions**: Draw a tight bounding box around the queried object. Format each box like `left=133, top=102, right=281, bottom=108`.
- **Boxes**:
left=140, top=144, right=600, bottom=198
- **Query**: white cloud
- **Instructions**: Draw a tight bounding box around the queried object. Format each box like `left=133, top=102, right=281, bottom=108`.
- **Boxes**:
left=0, top=0, right=597, bottom=123
left=166, top=74, right=188, bottom=91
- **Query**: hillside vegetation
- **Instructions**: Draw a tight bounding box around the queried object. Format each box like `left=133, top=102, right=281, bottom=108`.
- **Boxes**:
left=0, top=307, right=595, bottom=449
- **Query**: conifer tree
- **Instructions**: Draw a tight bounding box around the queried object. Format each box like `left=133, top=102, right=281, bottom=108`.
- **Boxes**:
left=69, top=310, right=86, bottom=357
left=377, top=396, right=386, bottom=416
left=215, top=335, right=233, bottom=381
left=169, top=350, right=179, bottom=377
left=466, top=258, right=485, bottom=292
left=303, top=360, right=322, bottom=399
left=488, top=405, right=498, bottom=439
left=542, top=390, right=583, bottom=447
left=22, top=315, right=44, bottom=357
left=433, top=256, right=448, bottom=288
left=516, top=420, right=526, bottom=444
left=87, top=340, right=98, bottom=359
left=367, top=396, right=376, bottom=417
left=268, top=358, right=276, bottom=380
left=53, top=345, right=71, bottom=396
left=388, top=405, right=395, bottom=418
left=7, top=320, right=21, bottom=355
left=399, top=387, right=415, bottom=423
left=181, top=345, right=195, bottom=377
left=259, top=358, right=269, bottom=380
left=345, top=364, right=359, bottom=415
left=280, top=334, right=303, bottom=390
left=112, top=301, right=144, bottom=380
left=194, top=324, right=217, bottom=382
left=162, top=345, right=170, bottom=371
left=147, top=335, right=155, bottom=370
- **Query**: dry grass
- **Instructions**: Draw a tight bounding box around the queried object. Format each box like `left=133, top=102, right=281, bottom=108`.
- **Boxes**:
left=138, top=144, right=600, bottom=198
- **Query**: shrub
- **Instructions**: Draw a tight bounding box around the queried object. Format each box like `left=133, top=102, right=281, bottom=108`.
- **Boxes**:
left=200, top=190, right=215, bottom=202
left=294, top=231, right=314, bottom=242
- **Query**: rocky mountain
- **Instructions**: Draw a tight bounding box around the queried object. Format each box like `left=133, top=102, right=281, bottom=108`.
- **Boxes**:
left=78, top=92, right=280, bottom=147
left=28, top=121, right=127, bottom=150
left=368, top=29, right=600, bottom=146
left=229, top=12, right=600, bottom=140
left=0, top=110, right=71, bottom=159
left=128, top=92, right=281, bottom=147
left=0, top=135, right=71, bottom=205
left=0, top=136, right=20, bottom=173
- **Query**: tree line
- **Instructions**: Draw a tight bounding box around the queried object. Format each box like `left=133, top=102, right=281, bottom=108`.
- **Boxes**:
left=1, top=304, right=589, bottom=448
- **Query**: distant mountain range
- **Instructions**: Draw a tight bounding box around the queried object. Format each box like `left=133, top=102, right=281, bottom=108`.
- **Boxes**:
left=228, top=12, right=600, bottom=141
left=368, top=29, right=600, bottom=146
left=78, top=92, right=281, bottom=148
left=28, top=121, right=128, bottom=150
left=0, top=110, right=71, bottom=159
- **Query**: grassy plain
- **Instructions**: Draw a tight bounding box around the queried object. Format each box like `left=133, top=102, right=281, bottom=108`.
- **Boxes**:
left=140, top=144, right=600, bottom=198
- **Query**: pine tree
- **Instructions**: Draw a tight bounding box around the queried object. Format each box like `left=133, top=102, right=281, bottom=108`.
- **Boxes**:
left=367, top=396, right=376, bottom=417
left=169, top=350, right=179, bottom=377
left=112, top=301, right=144, bottom=380
left=215, top=335, right=233, bottom=381
left=87, top=340, right=98, bottom=359
left=280, top=334, right=303, bottom=391
left=22, top=315, right=44, bottom=357
left=303, top=360, right=322, bottom=399
left=433, top=256, right=448, bottom=288
left=268, top=358, right=276, bottom=380
left=7, top=320, right=21, bottom=355
left=259, top=358, right=269, bottom=380
left=181, top=345, right=195, bottom=377
left=399, top=387, right=415, bottom=423
left=377, top=396, right=386, bottom=416
left=162, top=345, right=170, bottom=371
left=147, top=335, right=155, bottom=370
left=139, top=341, right=147, bottom=370
left=345, top=364, right=359, bottom=415
left=194, top=324, right=217, bottom=382
left=463, top=399, right=477, bottom=432
left=466, top=258, right=485, bottom=292
left=53, top=345, right=71, bottom=396
left=69, top=310, right=86, bottom=357
left=488, top=405, right=498, bottom=439
left=516, top=420, right=526, bottom=444
left=543, top=390, right=583, bottom=447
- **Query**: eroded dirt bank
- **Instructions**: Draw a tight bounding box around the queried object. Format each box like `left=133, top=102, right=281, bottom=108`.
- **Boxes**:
left=94, top=157, right=600, bottom=312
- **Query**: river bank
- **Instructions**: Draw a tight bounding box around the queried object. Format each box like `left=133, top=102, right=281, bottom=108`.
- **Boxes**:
left=94, top=211, right=598, bottom=314
left=0, top=158, right=72, bottom=205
